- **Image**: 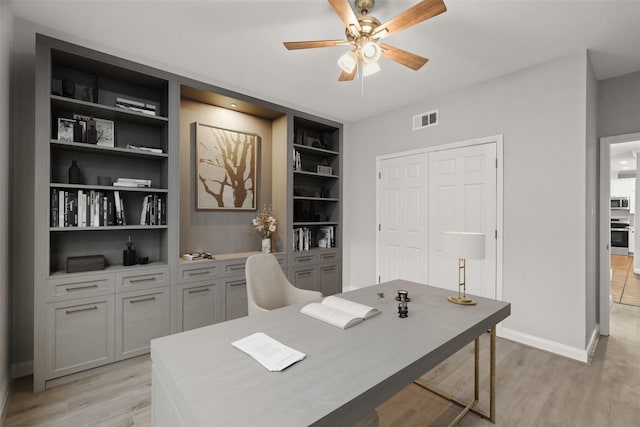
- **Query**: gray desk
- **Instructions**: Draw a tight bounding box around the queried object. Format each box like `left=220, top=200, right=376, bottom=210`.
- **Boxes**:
left=150, top=280, right=511, bottom=426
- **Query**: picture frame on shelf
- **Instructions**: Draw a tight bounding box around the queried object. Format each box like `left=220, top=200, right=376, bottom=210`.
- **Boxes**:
left=72, top=115, right=115, bottom=147
left=195, top=122, right=259, bottom=210
left=95, top=118, right=115, bottom=147
left=57, top=118, right=75, bottom=142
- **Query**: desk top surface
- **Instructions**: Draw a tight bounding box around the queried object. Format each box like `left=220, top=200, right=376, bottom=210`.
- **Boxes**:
left=151, top=280, right=510, bottom=427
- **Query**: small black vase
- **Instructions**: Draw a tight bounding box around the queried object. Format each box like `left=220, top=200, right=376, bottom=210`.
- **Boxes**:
left=68, top=160, right=82, bottom=184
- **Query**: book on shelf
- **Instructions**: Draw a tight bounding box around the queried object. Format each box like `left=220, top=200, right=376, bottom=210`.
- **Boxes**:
left=51, top=188, right=116, bottom=228
left=113, top=177, right=152, bottom=188
left=126, top=144, right=163, bottom=154
left=300, top=296, right=380, bottom=329
left=139, top=194, right=165, bottom=226
left=115, top=97, right=157, bottom=116
left=50, top=189, right=59, bottom=227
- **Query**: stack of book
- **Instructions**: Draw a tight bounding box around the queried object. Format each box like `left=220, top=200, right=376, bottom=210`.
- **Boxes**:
left=115, top=97, right=157, bottom=116
left=139, top=194, right=167, bottom=226
left=50, top=188, right=125, bottom=227
left=293, top=227, right=311, bottom=251
left=113, top=177, right=152, bottom=188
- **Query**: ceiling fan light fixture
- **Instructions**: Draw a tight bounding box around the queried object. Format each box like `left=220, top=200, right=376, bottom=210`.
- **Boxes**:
left=363, top=61, right=380, bottom=77
left=338, top=50, right=358, bottom=73
left=361, top=41, right=381, bottom=64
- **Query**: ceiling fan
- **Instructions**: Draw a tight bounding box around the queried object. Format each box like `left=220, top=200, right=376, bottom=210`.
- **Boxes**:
left=283, top=0, right=447, bottom=81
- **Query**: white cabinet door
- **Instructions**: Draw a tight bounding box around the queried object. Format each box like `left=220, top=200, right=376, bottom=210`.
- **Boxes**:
left=630, top=228, right=635, bottom=254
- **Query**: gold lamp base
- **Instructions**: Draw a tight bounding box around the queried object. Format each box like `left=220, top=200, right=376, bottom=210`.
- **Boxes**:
left=448, top=296, right=476, bottom=305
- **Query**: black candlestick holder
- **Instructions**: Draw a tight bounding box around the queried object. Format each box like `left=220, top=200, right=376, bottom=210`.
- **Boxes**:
left=398, top=301, right=408, bottom=318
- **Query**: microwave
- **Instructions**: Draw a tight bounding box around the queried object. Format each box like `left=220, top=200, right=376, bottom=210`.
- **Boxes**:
left=611, top=197, right=630, bottom=209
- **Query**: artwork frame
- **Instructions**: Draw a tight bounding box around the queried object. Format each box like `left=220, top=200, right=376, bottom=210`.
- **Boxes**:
left=57, top=118, right=75, bottom=142
left=195, top=122, right=259, bottom=210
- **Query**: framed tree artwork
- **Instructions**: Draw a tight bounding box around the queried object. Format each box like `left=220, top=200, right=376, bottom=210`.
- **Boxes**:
left=196, top=122, right=259, bottom=210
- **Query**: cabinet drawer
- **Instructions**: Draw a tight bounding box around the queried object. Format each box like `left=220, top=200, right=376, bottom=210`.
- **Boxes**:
left=177, top=262, right=218, bottom=284
left=46, top=273, right=114, bottom=302
left=291, top=253, right=317, bottom=266
left=179, top=281, right=222, bottom=332
left=116, top=288, right=170, bottom=361
left=45, top=295, right=115, bottom=379
left=318, top=251, right=339, bottom=263
left=116, top=267, right=170, bottom=292
left=221, top=260, right=247, bottom=277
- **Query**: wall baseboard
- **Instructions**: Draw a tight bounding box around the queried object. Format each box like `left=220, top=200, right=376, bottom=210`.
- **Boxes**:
left=0, top=376, right=9, bottom=425
left=11, top=360, right=32, bottom=379
left=501, top=327, right=590, bottom=363
left=586, top=325, right=600, bottom=363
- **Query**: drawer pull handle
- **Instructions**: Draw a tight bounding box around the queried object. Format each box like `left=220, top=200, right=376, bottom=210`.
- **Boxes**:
left=188, top=288, right=210, bottom=294
left=298, top=272, right=312, bottom=277
left=65, top=284, right=99, bottom=292
left=297, top=257, right=312, bottom=262
left=188, top=270, right=210, bottom=276
left=229, top=282, right=245, bottom=287
left=65, top=305, right=98, bottom=314
left=228, top=266, right=244, bottom=271
left=321, top=255, right=336, bottom=260
left=130, top=296, right=156, bottom=303
left=129, top=277, right=157, bottom=283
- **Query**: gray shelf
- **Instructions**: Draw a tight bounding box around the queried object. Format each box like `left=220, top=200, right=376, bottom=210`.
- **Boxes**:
left=293, top=196, right=339, bottom=202
left=293, top=170, right=339, bottom=179
left=51, top=95, right=168, bottom=126
left=51, top=140, right=167, bottom=159
left=51, top=183, right=168, bottom=193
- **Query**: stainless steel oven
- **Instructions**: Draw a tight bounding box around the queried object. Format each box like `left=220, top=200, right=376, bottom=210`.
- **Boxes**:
left=611, top=219, right=630, bottom=255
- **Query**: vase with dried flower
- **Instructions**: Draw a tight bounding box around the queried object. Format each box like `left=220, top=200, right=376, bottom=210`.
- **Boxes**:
left=252, top=205, right=277, bottom=253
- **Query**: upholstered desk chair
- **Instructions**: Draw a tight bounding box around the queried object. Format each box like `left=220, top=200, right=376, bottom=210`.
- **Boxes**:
left=245, top=253, right=322, bottom=316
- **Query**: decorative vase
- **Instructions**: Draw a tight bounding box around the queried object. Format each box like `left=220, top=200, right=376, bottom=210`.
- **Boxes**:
left=261, top=238, right=271, bottom=253
left=68, top=160, right=82, bottom=184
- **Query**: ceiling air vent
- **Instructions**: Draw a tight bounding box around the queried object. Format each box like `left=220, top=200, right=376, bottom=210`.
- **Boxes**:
left=412, top=109, right=438, bottom=131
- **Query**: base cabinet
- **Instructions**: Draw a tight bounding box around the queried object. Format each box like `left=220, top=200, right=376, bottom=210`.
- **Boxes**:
left=45, top=295, right=115, bottom=379
left=116, top=288, right=170, bottom=361
left=224, top=278, right=248, bottom=320
left=289, top=250, right=341, bottom=296
left=178, top=281, right=223, bottom=332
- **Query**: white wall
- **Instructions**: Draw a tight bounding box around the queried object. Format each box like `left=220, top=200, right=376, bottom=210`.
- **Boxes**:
left=585, top=54, right=598, bottom=347
left=344, top=53, right=593, bottom=356
left=0, top=0, right=14, bottom=413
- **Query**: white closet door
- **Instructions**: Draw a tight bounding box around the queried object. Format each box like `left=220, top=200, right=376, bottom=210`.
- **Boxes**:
left=428, top=143, right=497, bottom=299
left=378, top=153, right=429, bottom=284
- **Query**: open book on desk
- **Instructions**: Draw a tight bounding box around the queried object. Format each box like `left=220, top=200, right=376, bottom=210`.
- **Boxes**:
left=300, top=295, right=380, bottom=329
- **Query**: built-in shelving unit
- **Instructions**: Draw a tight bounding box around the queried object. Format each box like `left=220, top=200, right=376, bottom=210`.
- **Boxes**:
left=34, top=35, right=177, bottom=391
left=30, top=34, right=343, bottom=392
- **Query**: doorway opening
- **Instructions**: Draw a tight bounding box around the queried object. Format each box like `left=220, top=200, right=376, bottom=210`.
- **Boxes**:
left=599, top=132, right=640, bottom=336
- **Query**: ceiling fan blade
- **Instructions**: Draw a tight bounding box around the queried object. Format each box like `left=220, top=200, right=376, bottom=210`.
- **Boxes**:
left=328, top=0, right=361, bottom=36
left=373, top=0, right=446, bottom=39
left=379, top=43, right=429, bottom=70
left=338, top=65, right=357, bottom=82
left=284, top=40, right=350, bottom=50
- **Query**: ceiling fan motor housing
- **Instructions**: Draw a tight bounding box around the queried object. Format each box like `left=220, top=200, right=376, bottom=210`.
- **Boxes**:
left=355, top=0, right=375, bottom=15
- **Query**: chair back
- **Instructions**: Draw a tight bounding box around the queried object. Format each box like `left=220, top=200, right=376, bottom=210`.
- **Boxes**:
left=245, top=253, right=322, bottom=315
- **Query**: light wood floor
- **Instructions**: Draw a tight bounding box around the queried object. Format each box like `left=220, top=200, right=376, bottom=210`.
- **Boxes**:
left=4, top=303, right=640, bottom=426
left=611, top=254, right=640, bottom=307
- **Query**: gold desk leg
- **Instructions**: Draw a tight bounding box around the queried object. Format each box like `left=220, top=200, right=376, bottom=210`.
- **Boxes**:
left=414, top=326, right=497, bottom=425
left=490, top=325, right=496, bottom=423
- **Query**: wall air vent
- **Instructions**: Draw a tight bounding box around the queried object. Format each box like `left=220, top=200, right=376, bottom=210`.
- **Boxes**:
left=412, top=109, right=438, bottom=131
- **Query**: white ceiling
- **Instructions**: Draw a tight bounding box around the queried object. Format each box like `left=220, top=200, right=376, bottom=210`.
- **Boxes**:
left=610, top=140, right=640, bottom=179
left=8, top=0, right=640, bottom=122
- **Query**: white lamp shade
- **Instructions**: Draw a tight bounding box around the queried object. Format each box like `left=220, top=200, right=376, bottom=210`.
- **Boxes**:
left=441, top=231, right=486, bottom=260
left=338, top=50, right=358, bottom=73
left=362, top=61, right=381, bottom=77
left=361, top=41, right=381, bottom=64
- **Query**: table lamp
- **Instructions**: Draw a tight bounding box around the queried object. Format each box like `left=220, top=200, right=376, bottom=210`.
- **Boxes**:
left=441, top=231, right=486, bottom=305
